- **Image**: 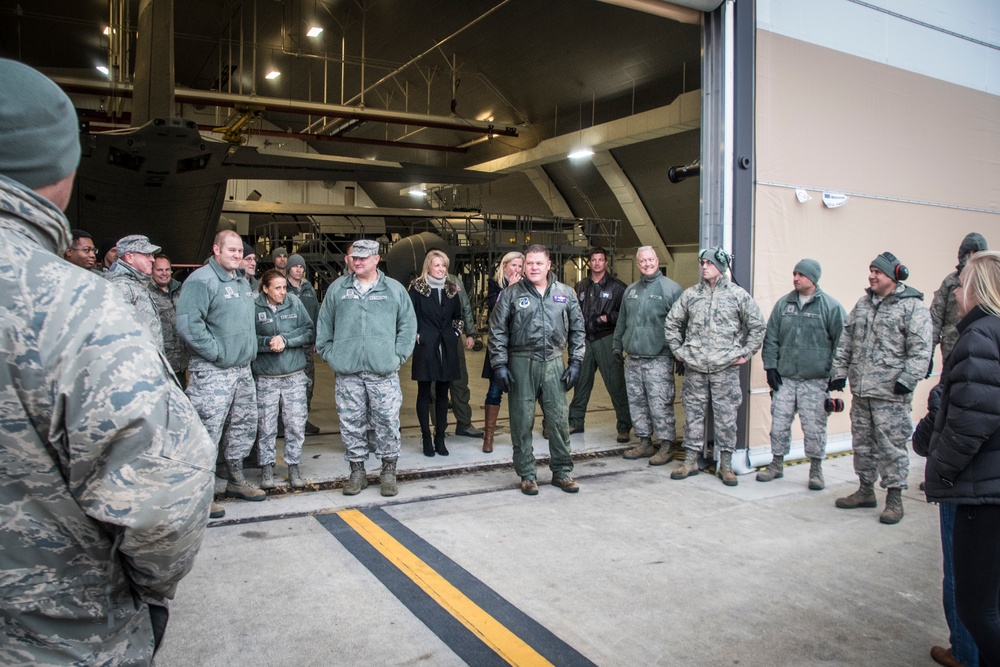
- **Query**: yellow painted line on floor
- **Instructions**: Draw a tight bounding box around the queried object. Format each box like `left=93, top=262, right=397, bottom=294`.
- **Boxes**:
left=338, top=509, right=555, bottom=667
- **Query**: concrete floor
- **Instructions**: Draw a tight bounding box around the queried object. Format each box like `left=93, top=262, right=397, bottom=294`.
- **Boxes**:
left=161, top=349, right=951, bottom=666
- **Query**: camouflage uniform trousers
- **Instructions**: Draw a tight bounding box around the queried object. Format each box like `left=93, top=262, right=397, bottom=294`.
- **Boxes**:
left=186, top=364, right=258, bottom=462
left=849, top=395, right=912, bottom=489
left=680, top=365, right=742, bottom=453
left=256, top=372, right=308, bottom=466
left=336, top=371, right=403, bottom=462
left=304, top=348, right=315, bottom=411
left=769, top=377, right=829, bottom=458
left=624, top=355, right=676, bottom=442
left=508, top=356, right=573, bottom=480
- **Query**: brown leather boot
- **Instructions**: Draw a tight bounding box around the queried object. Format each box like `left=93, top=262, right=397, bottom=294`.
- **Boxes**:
left=483, top=404, right=500, bottom=453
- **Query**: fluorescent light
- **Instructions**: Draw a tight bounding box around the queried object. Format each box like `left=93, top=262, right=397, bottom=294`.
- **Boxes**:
left=96, top=66, right=109, bottom=76
left=408, top=188, right=426, bottom=197
left=306, top=26, right=323, bottom=37
left=103, top=26, right=110, bottom=35
left=265, top=70, right=281, bottom=80
left=568, top=148, right=594, bottom=159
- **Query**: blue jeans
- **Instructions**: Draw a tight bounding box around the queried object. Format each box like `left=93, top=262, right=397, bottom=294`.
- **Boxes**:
left=941, top=503, right=979, bottom=666
left=485, top=379, right=504, bottom=406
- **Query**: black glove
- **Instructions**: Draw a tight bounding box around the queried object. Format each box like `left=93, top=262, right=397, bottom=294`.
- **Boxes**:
left=893, top=381, right=911, bottom=395
left=613, top=349, right=624, bottom=365
left=494, top=365, right=513, bottom=393
left=675, top=359, right=685, bottom=376
left=828, top=378, right=846, bottom=392
left=926, top=357, right=934, bottom=379
left=561, top=361, right=581, bottom=391
left=765, top=368, right=782, bottom=392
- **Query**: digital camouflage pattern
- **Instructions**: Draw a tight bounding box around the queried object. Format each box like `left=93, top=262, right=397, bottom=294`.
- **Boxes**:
left=106, top=259, right=164, bottom=351
left=768, top=377, right=829, bottom=458
left=625, top=356, right=676, bottom=442
left=681, top=366, right=742, bottom=453
left=850, top=396, right=913, bottom=489
left=256, top=373, right=308, bottom=465
left=186, top=365, right=258, bottom=461
left=149, top=278, right=189, bottom=375
left=664, top=274, right=765, bottom=374
left=930, top=271, right=961, bottom=362
left=0, top=175, right=215, bottom=665
left=336, top=371, right=404, bottom=461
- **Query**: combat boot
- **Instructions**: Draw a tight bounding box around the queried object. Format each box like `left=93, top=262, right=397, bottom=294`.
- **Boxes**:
left=482, top=404, right=500, bottom=453
left=343, top=461, right=368, bottom=496
left=718, top=450, right=738, bottom=487
left=835, top=482, right=877, bottom=509
left=670, top=448, right=700, bottom=479
left=623, top=436, right=657, bottom=460
left=880, top=488, right=904, bottom=524
left=260, top=463, right=275, bottom=490
left=225, top=460, right=266, bottom=501
left=649, top=440, right=680, bottom=466
left=808, top=458, right=825, bottom=490
left=380, top=457, right=398, bottom=497
left=288, top=464, right=305, bottom=489
left=756, top=455, right=784, bottom=482
left=209, top=502, right=226, bottom=519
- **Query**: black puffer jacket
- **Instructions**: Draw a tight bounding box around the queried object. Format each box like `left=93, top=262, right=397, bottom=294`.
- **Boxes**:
left=924, top=306, right=1000, bottom=505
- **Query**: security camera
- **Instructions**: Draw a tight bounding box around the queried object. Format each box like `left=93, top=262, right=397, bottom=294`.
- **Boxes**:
left=667, top=162, right=700, bottom=184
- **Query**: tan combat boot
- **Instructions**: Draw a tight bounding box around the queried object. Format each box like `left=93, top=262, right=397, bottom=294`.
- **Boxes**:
left=649, top=440, right=680, bottom=466
left=288, top=464, right=305, bottom=489
left=225, top=460, right=266, bottom=501
left=808, top=458, right=825, bottom=490
left=835, top=482, right=877, bottom=509
left=623, top=436, right=657, bottom=460
left=260, top=463, right=275, bottom=490
left=756, top=455, right=784, bottom=482
left=380, top=457, right=398, bottom=497
left=343, top=461, right=368, bottom=496
left=718, top=450, right=738, bottom=487
left=670, top=448, right=700, bottom=479
left=880, top=488, right=904, bottom=524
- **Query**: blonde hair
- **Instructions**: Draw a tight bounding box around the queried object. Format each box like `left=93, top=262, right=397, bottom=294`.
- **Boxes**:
left=495, top=251, right=524, bottom=287
left=961, top=251, right=1000, bottom=318
left=420, top=249, right=450, bottom=281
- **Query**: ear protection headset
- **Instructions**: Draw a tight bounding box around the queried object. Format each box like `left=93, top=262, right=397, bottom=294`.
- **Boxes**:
left=880, top=252, right=909, bottom=282
left=699, top=246, right=731, bottom=269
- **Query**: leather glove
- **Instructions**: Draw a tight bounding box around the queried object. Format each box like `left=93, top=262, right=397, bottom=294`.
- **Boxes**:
left=926, top=357, right=934, bottom=379
left=613, top=349, right=624, bottom=365
left=828, top=378, right=846, bottom=392
left=561, top=361, right=581, bottom=391
left=765, top=368, right=782, bottom=392
left=494, top=365, right=513, bottom=393
left=675, top=359, right=685, bottom=376
left=893, top=381, right=911, bottom=395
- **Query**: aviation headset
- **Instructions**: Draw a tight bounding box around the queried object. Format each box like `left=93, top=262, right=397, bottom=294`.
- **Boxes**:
left=698, top=246, right=731, bottom=272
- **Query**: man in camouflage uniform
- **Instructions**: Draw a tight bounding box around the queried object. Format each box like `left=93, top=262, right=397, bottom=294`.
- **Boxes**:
left=0, top=58, right=215, bottom=666
left=286, top=253, right=321, bottom=434
left=665, top=246, right=766, bottom=486
left=830, top=252, right=932, bottom=524
left=177, top=229, right=265, bottom=508
left=613, top=246, right=683, bottom=466
left=757, top=259, right=845, bottom=489
left=316, top=239, right=416, bottom=497
left=931, top=233, right=988, bottom=365
left=489, top=244, right=586, bottom=495
left=568, top=246, right=632, bottom=441
left=107, top=234, right=165, bottom=350
left=151, top=253, right=189, bottom=388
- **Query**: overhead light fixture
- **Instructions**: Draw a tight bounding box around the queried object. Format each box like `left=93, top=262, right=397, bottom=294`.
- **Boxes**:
left=408, top=188, right=426, bottom=197
left=265, top=70, right=281, bottom=80
left=568, top=148, right=594, bottom=159
left=306, top=26, right=323, bottom=37
left=102, top=26, right=110, bottom=35
left=96, top=66, right=110, bottom=76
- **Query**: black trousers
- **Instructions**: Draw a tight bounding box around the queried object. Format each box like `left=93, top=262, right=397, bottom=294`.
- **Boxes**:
left=954, top=503, right=1000, bottom=667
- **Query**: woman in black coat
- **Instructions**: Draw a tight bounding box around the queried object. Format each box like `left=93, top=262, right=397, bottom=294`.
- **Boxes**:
left=925, top=250, right=1000, bottom=665
left=409, top=250, right=474, bottom=457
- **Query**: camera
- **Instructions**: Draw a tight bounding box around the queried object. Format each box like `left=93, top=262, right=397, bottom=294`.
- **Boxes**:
left=825, top=397, right=844, bottom=413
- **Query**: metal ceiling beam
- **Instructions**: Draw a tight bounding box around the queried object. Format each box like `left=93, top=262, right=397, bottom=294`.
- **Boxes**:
left=523, top=167, right=573, bottom=218
left=51, top=76, right=519, bottom=137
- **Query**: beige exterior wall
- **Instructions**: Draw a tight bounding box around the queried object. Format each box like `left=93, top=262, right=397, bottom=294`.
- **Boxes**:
left=749, top=30, right=1000, bottom=448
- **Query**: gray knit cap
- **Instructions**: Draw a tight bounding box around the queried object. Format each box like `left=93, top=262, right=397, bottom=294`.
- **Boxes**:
left=870, top=252, right=902, bottom=281
left=793, top=258, right=822, bottom=286
left=698, top=246, right=730, bottom=274
left=287, top=254, right=306, bottom=269
left=959, top=233, right=988, bottom=259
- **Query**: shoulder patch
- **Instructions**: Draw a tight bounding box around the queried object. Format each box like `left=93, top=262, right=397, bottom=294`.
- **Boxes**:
left=517, top=296, right=531, bottom=308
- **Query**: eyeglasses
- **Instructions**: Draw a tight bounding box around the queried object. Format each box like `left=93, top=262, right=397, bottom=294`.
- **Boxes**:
left=71, top=246, right=97, bottom=254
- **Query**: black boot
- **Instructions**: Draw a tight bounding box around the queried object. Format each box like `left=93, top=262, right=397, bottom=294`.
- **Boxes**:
left=422, top=432, right=435, bottom=457
left=434, top=431, right=449, bottom=456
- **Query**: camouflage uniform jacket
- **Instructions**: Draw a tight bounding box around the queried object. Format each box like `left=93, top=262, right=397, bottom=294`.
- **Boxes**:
left=175, top=258, right=257, bottom=371
left=831, top=283, right=933, bottom=400
left=149, top=278, right=190, bottom=374
left=0, top=176, right=215, bottom=665
left=488, top=272, right=586, bottom=367
left=252, top=292, right=315, bottom=377
left=762, top=288, right=846, bottom=380
left=316, top=269, right=417, bottom=375
left=613, top=270, right=683, bottom=358
left=449, top=272, right=476, bottom=335
left=107, top=259, right=164, bottom=351
left=930, top=270, right=961, bottom=362
left=664, top=274, right=766, bottom=373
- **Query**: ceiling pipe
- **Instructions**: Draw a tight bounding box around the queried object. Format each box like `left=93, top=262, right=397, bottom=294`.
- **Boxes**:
left=51, top=76, right=519, bottom=137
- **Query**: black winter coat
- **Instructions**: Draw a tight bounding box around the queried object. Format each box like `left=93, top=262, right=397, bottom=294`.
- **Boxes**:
left=924, top=305, right=1000, bottom=505
left=408, top=278, right=463, bottom=383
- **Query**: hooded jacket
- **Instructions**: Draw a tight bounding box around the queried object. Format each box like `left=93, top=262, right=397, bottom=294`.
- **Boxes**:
left=0, top=175, right=214, bottom=665
left=107, top=258, right=165, bottom=351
